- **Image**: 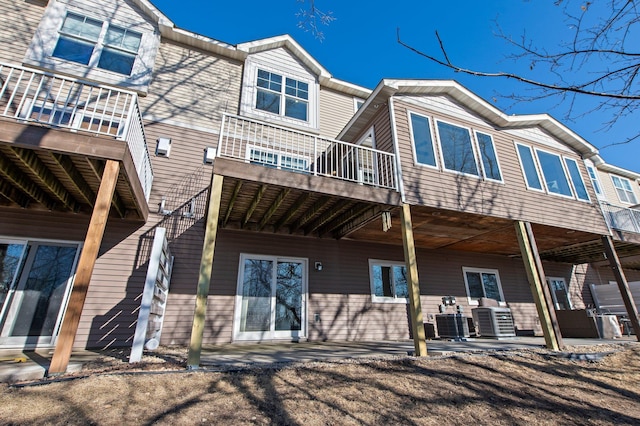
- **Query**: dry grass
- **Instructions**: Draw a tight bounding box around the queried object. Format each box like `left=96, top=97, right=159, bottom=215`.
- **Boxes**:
left=1, top=343, right=639, bottom=425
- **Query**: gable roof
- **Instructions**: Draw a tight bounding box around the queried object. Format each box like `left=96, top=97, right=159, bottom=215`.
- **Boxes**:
left=339, top=79, right=599, bottom=159
left=132, top=1, right=370, bottom=97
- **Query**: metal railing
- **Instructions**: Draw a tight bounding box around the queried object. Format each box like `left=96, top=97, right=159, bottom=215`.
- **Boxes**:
left=217, top=113, right=398, bottom=190
left=600, top=202, right=640, bottom=234
left=0, top=62, right=153, bottom=200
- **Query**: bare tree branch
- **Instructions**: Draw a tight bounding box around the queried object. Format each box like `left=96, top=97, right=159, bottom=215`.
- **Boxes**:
left=296, top=0, right=336, bottom=41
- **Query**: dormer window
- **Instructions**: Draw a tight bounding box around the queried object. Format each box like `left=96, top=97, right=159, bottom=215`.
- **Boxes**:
left=256, top=69, right=309, bottom=121
left=52, top=12, right=142, bottom=76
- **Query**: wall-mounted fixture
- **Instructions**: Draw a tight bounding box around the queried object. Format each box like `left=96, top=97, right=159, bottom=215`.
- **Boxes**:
left=204, top=147, right=216, bottom=164
left=156, top=137, right=172, bottom=157
left=314, top=261, right=323, bottom=271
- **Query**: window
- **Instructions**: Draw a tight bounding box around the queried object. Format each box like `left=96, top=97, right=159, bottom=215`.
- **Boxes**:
left=248, top=147, right=309, bottom=172
left=369, top=260, right=409, bottom=303
left=52, top=12, right=142, bottom=75
left=586, top=166, right=604, bottom=198
left=516, top=144, right=543, bottom=190
left=475, top=131, right=502, bottom=181
left=536, top=149, right=573, bottom=197
left=547, top=277, right=572, bottom=310
left=354, top=98, right=365, bottom=112
left=611, top=175, right=638, bottom=204
left=462, top=267, right=505, bottom=305
left=256, top=69, right=309, bottom=121
left=564, top=158, right=590, bottom=201
left=436, top=120, right=479, bottom=176
left=409, top=112, right=437, bottom=167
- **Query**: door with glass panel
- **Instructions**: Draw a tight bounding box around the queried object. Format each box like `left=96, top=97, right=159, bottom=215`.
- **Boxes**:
left=0, top=240, right=80, bottom=347
left=234, top=255, right=307, bottom=341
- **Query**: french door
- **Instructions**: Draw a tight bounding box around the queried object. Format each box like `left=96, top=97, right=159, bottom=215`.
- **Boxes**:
left=0, top=239, right=80, bottom=348
left=234, top=254, right=307, bottom=341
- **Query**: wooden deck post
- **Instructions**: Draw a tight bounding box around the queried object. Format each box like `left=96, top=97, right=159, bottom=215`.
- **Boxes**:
left=400, top=204, right=427, bottom=357
left=514, top=221, right=563, bottom=351
left=187, top=174, right=224, bottom=369
left=48, top=160, right=120, bottom=375
left=601, top=235, right=640, bottom=340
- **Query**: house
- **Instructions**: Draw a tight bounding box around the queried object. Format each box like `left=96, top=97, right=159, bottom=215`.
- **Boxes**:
left=0, top=0, right=638, bottom=373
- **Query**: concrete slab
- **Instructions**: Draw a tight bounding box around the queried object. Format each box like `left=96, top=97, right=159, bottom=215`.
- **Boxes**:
left=1, top=336, right=636, bottom=382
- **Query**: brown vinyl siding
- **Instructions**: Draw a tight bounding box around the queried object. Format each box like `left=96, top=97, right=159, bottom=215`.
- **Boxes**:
left=392, top=98, right=609, bottom=235
left=0, top=0, right=45, bottom=64
left=140, top=39, right=243, bottom=132
left=319, top=87, right=357, bottom=139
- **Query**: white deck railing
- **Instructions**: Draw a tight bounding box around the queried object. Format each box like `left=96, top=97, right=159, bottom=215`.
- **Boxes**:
left=217, top=114, right=398, bottom=190
left=600, top=202, right=640, bottom=234
left=0, top=62, right=153, bottom=200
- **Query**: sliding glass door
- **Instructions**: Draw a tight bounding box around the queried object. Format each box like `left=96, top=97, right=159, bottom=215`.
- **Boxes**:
left=0, top=239, right=80, bottom=347
left=235, top=254, right=307, bottom=341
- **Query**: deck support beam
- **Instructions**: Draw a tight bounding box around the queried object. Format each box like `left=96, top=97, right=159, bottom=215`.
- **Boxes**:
left=187, top=174, right=224, bottom=369
left=48, top=160, right=120, bottom=374
left=601, top=235, right=640, bottom=340
left=401, top=204, right=427, bottom=357
left=515, top=221, right=563, bottom=351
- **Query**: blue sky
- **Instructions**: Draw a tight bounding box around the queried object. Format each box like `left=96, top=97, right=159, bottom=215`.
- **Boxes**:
left=150, top=0, right=639, bottom=173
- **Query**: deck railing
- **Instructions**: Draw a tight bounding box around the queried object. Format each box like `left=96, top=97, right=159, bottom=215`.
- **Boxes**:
left=0, top=62, right=153, bottom=200
left=600, top=202, right=640, bottom=234
left=217, top=113, right=398, bottom=190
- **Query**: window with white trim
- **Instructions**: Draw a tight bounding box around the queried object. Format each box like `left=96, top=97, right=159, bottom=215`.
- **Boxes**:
left=435, top=120, right=479, bottom=176
left=462, top=267, right=505, bottom=305
left=586, top=165, right=604, bottom=199
left=475, top=131, right=502, bottom=182
left=564, top=158, right=590, bottom=201
left=354, top=98, right=365, bottom=112
left=52, top=12, right=142, bottom=75
left=546, top=277, right=572, bottom=310
left=516, top=143, right=590, bottom=202
left=611, top=175, right=638, bottom=204
left=256, top=69, right=309, bottom=121
left=247, top=146, right=309, bottom=173
left=409, top=112, right=437, bottom=168
left=536, top=149, right=573, bottom=197
left=516, top=144, right=543, bottom=190
left=369, top=260, right=409, bottom=303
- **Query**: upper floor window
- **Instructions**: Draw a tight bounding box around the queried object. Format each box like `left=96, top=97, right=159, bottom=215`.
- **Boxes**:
left=409, top=112, right=437, bottom=167
left=52, top=12, right=141, bottom=76
left=436, top=120, right=479, bottom=176
left=515, top=142, right=589, bottom=202
left=516, top=144, right=543, bottom=191
left=354, top=98, right=365, bottom=112
left=586, top=165, right=604, bottom=198
left=369, top=259, right=408, bottom=303
left=475, top=131, right=502, bottom=182
left=611, top=175, right=638, bottom=204
left=564, top=158, right=590, bottom=201
left=256, top=69, right=309, bottom=121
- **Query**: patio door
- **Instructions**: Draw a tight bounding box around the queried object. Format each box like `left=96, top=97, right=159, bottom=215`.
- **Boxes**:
left=234, top=254, right=307, bottom=341
left=0, top=239, right=80, bottom=348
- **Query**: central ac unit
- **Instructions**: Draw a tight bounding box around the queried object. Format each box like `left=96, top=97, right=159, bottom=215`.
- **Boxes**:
left=435, top=313, right=470, bottom=339
left=472, top=307, right=516, bottom=338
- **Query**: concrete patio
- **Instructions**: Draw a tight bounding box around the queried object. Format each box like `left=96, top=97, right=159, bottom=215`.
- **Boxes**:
left=1, top=336, right=637, bottom=383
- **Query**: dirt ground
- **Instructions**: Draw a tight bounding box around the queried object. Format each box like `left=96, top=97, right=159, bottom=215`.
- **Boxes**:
left=0, top=343, right=639, bottom=425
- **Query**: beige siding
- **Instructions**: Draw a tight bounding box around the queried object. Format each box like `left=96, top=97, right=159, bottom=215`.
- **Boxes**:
left=597, top=169, right=640, bottom=206
left=0, top=0, right=46, bottom=64
left=319, top=87, right=357, bottom=138
left=392, top=98, right=609, bottom=234
left=140, top=39, right=243, bottom=132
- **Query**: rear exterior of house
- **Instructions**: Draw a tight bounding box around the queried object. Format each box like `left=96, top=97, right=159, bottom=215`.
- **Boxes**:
left=0, top=0, right=639, bottom=368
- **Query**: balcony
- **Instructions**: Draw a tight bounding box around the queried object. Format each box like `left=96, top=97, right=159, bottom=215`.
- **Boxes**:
left=600, top=202, right=640, bottom=234
left=0, top=62, right=153, bottom=218
left=217, top=114, right=398, bottom=190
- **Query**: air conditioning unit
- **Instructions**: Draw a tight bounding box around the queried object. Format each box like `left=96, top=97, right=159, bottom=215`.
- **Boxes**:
left=472, top=307, right=516, bottom=338
left=435, top=314, right=470, bottom=339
